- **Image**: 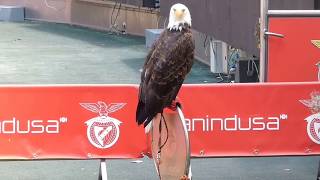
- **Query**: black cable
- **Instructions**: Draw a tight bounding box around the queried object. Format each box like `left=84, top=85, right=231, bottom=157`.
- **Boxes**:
left=217, top=73, right=225, bottom=83
left=115, top=2, right=122, bottom=25
left=110, top=0, right=118, bottom=25
left=203, top=35, right=208, bottom=48
left=158, top=113, right=169, bottom=153
left=110, top=0, right=122, bottom=31
left=228, top=49, right=236, bottom=68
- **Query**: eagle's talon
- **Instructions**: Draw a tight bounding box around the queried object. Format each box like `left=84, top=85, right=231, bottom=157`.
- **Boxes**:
left=169, top=99, right=181, bottom=111
left=169, top=100, right=178, bottom=111
left=180, top=175, right=189, bottom=180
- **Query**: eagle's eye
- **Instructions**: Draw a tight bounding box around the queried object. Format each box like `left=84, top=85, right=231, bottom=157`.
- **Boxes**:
left=173, top=8, right=176, bottom=12
left=182, top=9, right=186, bottom=12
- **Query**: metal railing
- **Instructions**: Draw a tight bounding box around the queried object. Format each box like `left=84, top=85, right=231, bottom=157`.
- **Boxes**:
left=260, top=0, right=320, bottom=82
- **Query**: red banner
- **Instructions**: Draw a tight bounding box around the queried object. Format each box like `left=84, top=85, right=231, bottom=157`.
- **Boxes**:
left=179, top=83, right=320, bottom=157
left=0, top=83, right=318, bottom=159
left=0, top=85, right=145, bottom=159
left=268, top=17, right=320, bottom=82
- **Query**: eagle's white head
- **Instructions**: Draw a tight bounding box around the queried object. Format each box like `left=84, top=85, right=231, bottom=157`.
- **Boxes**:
left=167, top=3, right=191, bottom=31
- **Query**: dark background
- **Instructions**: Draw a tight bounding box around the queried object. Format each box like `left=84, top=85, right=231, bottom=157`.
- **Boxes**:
left=115, top=0, right=318, bottom=55
left=159, top=0, right=315, bottom=56
left=315, top=0, right=320, bottom=9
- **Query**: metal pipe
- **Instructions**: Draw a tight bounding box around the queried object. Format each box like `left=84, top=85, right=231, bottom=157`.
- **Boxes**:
left=99, top=159, right=108, bottom=180
left=264, top=32, right=284, bottom=38
left=177, top=106, right=192, bottom=179
left=268, top=10, right=320, bottom=17
left=259, top=0, right=268, bottom=82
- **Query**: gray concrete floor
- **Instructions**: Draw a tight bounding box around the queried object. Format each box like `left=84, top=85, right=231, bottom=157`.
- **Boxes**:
left=0, top=157, right=318, bottom=180
left=0, top=21, right=319, bottom=180
left=0, top=21, right=218, bottom=84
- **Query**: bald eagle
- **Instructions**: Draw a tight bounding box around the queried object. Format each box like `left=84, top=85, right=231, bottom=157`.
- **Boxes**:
left=136, top=3, right=195, bottom=130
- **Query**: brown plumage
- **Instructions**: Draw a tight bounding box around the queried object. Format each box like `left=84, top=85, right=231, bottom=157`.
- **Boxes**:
left=136, top=24, right=195, bottom=128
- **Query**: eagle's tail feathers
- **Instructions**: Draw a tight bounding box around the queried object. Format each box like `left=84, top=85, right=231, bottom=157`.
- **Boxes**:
left=144, top=120, right=153, bottom=133
left=144, top=115, right=154, bottom=128
left=136, top=101, right=148, bottom=125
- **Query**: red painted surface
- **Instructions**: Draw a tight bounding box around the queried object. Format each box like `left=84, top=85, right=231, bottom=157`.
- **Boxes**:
left=179, top=83, right=320, bottom=157
left=268, top=17, right=320, bottom=82
left=0, top=85, right=145, bottom=159
left=0, top=83, right=318, bottom=159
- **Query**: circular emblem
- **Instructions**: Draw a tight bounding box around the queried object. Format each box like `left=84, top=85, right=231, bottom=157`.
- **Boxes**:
left=86, top=116, right=120, bottom=149
left=307, top=118, right=320, bottom=144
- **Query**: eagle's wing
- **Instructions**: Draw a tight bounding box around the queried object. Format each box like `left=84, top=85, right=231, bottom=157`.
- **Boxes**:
left=136, top=31, right=167, bottom=126
left=151, top=31, right=194, bottom=97
left=140, top=30, right=167, bottom=84
left=80, top=103, right=100, bottom=113
left=299, top=99, right=313, bottom=108
left=136, top=30, right=195, bottom=127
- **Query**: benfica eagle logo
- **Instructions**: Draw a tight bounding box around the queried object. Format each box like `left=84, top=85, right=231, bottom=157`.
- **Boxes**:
left=300, top=91, right=320, bottom=144
left=80, top=101, right=126, bottom=149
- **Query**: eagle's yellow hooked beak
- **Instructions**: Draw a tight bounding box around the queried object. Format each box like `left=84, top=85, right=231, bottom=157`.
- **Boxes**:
left=175, top=9, right=185, bottom=20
